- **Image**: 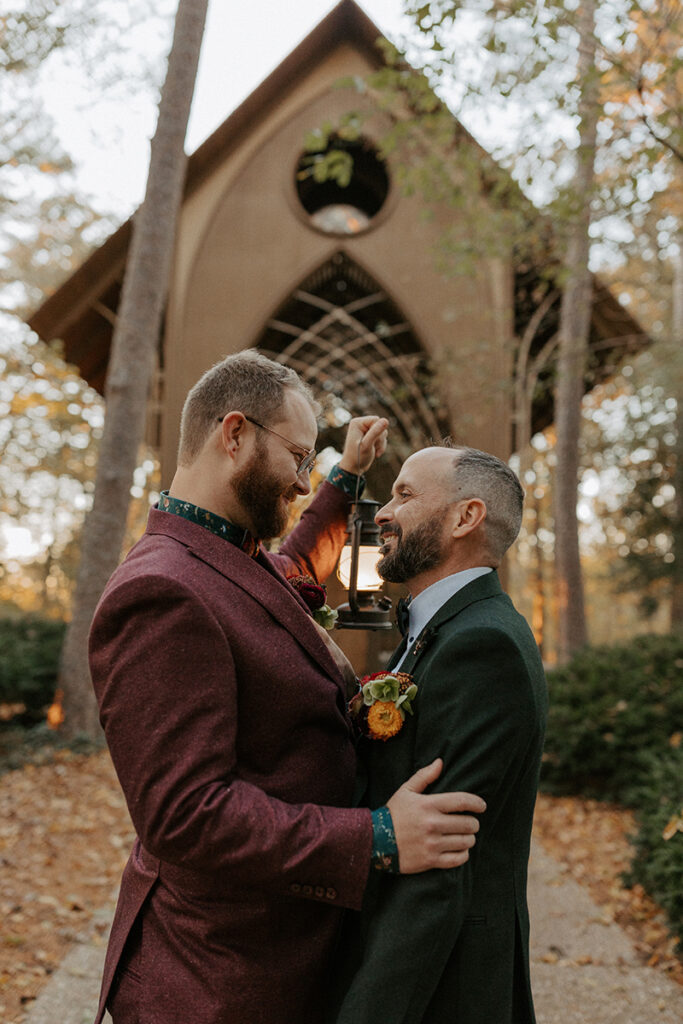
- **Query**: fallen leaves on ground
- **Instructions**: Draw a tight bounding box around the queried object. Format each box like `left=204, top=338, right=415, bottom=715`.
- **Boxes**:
left=0, top=750, right=134, bottom=1024
left=534, top=793, right=683, bottom=986
left=0, top=754, right=681, bottom=1023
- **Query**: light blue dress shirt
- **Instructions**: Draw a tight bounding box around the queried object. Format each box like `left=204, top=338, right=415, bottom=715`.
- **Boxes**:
left=394, top=567, right=493, bottom=670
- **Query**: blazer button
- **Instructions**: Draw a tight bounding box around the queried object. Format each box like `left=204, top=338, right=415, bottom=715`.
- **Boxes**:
left=289, top=883, right=301, bottom=893
left=315, top=886, right=325, bottom=898
left=326, top=887, right=337, bottom=900
left=302, top=884, right=313, bottom=896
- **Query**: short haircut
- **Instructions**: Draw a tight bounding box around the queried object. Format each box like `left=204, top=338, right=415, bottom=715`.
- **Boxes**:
left=177, top=350, right=318, bottom=466
left=448, top=446, right=524, bottom=561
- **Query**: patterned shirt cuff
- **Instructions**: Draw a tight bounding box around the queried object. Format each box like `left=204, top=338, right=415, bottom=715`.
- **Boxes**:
left=327, top=463, right=366, bottom=499
left=370, top=806, right=399, bottom=873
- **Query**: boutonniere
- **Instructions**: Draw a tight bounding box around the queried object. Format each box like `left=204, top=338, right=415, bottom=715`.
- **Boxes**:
left=287, top=574, right=338, bottom=630
left=411, top=626, right=436, bottom=657
left=348, top=670, right=418, bottom=741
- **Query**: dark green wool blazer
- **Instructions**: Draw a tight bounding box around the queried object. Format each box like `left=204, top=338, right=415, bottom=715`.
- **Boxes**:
left=333, top=571, right=548, bottom=1024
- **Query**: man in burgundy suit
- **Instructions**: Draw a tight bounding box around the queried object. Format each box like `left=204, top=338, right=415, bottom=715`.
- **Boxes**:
left=89, top=351, right=485, bottom=1024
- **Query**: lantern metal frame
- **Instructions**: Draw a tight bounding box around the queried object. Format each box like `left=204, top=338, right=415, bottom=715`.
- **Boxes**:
left=335, top=499, right=392, bottom=630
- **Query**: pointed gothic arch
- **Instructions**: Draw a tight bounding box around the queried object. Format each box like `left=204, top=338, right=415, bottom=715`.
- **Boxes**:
left=255, top=253, right=451, bottom=475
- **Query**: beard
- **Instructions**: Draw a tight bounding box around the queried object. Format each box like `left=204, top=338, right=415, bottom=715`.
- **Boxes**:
left=232, top=438, right=298, bottom=540
left=377, top=509, right=447, bottom=584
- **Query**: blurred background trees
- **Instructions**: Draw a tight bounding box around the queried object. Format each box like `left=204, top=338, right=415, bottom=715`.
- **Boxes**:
left=364, top=0, right=682, bottom=656
left=1, top=0, right=176, bottom=316
left=56, top=0, right=208, bottom=736
left=0, top=314, right=158, bottom=617
left=0, top=0, right=679, bottom=957
left=0, top=0, right=680, bottom=686
left=1, top=1, right=174, bottom=626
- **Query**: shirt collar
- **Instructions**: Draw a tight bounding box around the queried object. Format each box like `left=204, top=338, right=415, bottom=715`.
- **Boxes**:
left=403, top=567, right=493, bottom=647
left=158, top=491, right=261, bottom=557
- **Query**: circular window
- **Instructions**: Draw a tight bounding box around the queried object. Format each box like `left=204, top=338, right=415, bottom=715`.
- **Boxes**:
left=295, top=137, right=390, bottom=236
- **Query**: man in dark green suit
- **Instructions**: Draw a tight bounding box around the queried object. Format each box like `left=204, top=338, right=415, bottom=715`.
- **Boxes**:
left=334, top=446, right=548, bottom=1024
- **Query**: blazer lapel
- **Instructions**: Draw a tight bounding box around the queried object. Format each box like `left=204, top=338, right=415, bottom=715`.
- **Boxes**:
left=145, top=509, right=347, bottom=695
left=396, top=571, right=503, bottom=676
left=386, top=637, right=408, bottom=671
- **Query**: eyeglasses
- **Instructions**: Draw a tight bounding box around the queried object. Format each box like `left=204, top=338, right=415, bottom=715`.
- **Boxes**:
left=218, top=413, right=316, bottom=476
left=245, top=415, right=317, bottom=476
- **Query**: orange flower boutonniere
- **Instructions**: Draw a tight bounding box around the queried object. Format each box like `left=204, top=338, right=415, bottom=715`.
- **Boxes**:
left=349, top=670, right=417, bottom=741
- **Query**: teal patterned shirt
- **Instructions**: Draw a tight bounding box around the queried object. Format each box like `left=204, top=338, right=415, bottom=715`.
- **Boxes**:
left=158, top=463, right=365, bottom=552
left=327, top=463, right=366, bottom=499
left=158, top=492, right=261, bottom=555
left=370, top=806, right=399, bottom=872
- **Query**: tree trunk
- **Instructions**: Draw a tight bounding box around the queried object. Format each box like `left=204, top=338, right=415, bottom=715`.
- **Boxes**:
left=671, top=236, right=683, bottom=629
left=531, top=485, right=546, bottom=660
left=552, top=0, right=599, bottom=663
left=58, top=0, right=209, bottom=738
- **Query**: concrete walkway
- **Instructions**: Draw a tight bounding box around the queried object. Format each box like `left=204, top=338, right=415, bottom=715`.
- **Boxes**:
left=22, top=841, right=683, bottom=1024
left=528, top=842, right=683, bottom=1023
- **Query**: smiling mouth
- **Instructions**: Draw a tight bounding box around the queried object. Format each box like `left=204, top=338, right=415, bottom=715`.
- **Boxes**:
left=379, top=531, right=399, bottom=552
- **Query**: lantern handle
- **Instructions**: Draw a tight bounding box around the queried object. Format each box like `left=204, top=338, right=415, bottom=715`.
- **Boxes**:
left=348, top=514, right=362, bottom=615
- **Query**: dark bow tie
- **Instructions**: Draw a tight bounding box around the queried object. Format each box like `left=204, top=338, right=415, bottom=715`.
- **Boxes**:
left=396, top=597, right=411, bottom=637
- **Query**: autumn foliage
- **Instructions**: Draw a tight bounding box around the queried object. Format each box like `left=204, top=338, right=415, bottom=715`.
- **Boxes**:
left=542, top=634, right=683, bottom=951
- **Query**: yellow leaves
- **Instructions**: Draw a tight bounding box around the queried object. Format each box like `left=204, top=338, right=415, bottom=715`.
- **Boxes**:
left=46, top=688, right=64, bottom=730
left=537, top=951, right=598, bottom=967
left=0, top=752, right=134, bottom=1020
left=8, top=392, right=48, bottom=416
left=676, top=66, right=683, bottom=99
left=662, top=811, right=683, bottom=841
left=629, top=3, right=682, bottom=62
left=533, top=794, right=683, bottom=984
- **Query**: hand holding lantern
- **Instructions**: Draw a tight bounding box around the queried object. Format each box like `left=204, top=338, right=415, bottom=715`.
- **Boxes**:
left=335, top=417, right=392, bottom=630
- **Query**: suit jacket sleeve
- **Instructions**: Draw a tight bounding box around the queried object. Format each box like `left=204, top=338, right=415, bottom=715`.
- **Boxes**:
left=271, top=480, right=350, bottom=583
left=89, top=572, right=372, bottom=910
left=334, top=627, right=542, bottom=1022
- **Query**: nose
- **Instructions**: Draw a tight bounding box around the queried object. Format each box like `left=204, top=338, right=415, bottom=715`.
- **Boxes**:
left=375, top=501, right=393, bottom=525
left=294, top=468, right=312, bottom=497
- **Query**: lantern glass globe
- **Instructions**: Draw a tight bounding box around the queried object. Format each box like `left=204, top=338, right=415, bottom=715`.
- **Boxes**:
left=337, top=545, right=383, bottom=591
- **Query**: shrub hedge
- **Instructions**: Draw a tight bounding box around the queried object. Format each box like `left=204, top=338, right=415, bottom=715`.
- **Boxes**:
left=0, top=615, right=65, bottom=717
left=541, top=633, right=683, bottom=805
left=542, top=633, right=683, bottom=952
left=623, top=746, right=683, bottom=952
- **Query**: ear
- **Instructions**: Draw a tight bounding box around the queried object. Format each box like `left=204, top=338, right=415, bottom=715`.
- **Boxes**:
left=219, top=411, right=246, bottom=458
left=450, top=498, right=487, bottom=538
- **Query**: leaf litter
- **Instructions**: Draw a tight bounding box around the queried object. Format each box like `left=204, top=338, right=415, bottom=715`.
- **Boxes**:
left=533, top=793, right=682, bottom=985
left=0, top=754, right=680, bottom=1023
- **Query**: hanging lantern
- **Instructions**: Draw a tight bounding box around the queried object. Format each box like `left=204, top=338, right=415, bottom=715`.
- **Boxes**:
left=336, top=499, right=392, bottom=630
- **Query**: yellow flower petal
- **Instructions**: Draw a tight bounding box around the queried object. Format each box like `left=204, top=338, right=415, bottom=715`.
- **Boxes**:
left=367, top=701, right=403, bottom=741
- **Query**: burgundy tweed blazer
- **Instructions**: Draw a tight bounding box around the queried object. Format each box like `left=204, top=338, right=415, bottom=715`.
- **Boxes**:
left=89, top=482, right=372, bottom=1024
